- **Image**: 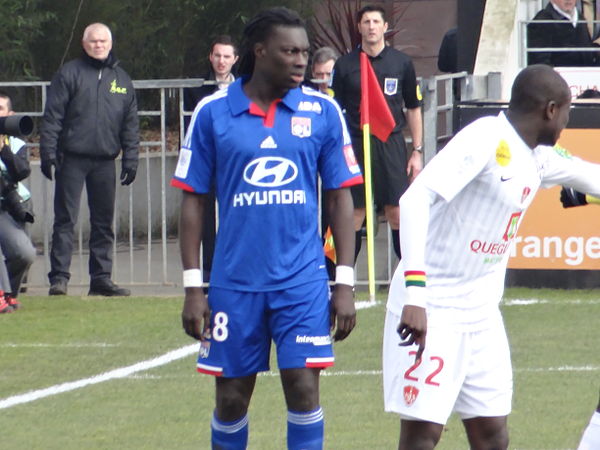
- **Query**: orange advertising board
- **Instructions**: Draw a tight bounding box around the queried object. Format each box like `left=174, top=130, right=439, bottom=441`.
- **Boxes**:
left=508, top=129, right=600, bottom=270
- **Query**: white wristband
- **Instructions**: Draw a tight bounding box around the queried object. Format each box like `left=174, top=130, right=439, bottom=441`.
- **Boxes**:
left=183, top=269, right=203, bottom=288
left=404, top=286, right=427, bottom=308
left=335, top=265, right=355, bottom=287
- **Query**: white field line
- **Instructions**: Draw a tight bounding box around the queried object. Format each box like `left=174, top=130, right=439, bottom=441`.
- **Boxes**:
left=120, top=364, right=600, bottom=381
left=355, top=299, right=380, bottom=310
left=503, top=298, right=600, bottom=306
left=1, top=299, right=596, bottom=410
left=1, top=344, right=597, bottom=410
left=0, top=302, right=382, bottom=410
left=0, top=343, right=199, bottom=410
left=2, top=342, right=119, bottom=348
left=258, top=365, right=599, bottom=377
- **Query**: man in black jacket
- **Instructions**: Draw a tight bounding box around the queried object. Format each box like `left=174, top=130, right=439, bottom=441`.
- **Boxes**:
left=40, top=22, right=139, bottom=297
left=528, top=0, right=599, bottom=66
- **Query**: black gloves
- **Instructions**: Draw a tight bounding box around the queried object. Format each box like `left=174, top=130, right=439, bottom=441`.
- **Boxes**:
left=120, top=167, right=136, bottom=186
left=560, top=187, right=587, bottom=208
left=41, top=158, right=56, bottom=181
left=41, top=157, right=136, bottom=185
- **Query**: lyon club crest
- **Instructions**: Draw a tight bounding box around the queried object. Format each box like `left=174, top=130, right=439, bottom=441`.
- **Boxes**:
left=403, top=385, right=419, bottom=406
left=291, top=117, right=311, bottom=138
left=198, top=340, right=211, bottom=359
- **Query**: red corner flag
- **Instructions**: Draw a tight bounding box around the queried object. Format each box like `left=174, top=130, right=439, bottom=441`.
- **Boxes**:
left=360, top=52, right=396, bottom=142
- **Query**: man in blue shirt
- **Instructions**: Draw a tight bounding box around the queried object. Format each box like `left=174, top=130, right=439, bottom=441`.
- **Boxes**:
left=171, top=7, right=363, bottom=449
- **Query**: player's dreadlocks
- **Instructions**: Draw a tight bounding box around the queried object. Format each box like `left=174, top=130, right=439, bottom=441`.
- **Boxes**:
left=237, top=7, right=305, bottom=77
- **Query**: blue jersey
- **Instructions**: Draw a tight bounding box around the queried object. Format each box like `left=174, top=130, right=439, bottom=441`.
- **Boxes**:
left=172, top=78, right=363, bottom=291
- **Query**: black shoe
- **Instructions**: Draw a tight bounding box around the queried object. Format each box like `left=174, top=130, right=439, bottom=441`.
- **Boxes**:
left=88, top=279, right=131, bottom=297
left=49, top=279, right=68, bottom=296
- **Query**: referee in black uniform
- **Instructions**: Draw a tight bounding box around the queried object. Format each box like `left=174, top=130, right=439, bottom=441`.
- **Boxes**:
left=332, top=4, right=423, bottom=262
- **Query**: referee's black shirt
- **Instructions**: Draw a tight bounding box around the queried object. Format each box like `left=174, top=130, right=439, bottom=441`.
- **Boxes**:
left=332, top=46, right=421, bottom=136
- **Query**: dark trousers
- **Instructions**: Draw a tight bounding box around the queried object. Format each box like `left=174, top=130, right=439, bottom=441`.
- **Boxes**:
left=49, top=154, right=116, bottom=283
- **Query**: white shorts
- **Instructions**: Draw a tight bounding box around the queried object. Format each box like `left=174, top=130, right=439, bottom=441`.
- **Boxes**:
left=382, top=309, right=512, bottom=425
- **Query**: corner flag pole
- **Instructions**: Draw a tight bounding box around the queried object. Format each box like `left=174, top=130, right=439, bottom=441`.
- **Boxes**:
left=360, top=53, right=376, bottom=302
left=361, top=123, right=377, bottom=302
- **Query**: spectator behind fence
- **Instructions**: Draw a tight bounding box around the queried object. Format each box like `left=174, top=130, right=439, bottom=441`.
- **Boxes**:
left=172, top=7, right=362, bottom=448
left=0, top=92, right=36, bottom=314
left=309, top=46, right=338, bottom=95
left=183, top=35, right=238, bottom=130
left=528, top=0, right=599, bottom=67
left=183, top=35, right=238, bottom=289
left=40, top=23, right=139, bottom=297
left=332, top=4, right=423, bottom=263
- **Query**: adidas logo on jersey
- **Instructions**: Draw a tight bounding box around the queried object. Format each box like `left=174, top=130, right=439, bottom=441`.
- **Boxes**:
left=260, top=136, right=278, bottom=149
left=298, top=101, right=322, bottom=114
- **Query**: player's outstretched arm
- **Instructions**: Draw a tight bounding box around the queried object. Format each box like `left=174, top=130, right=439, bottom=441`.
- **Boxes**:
left=326, top=187, right=356, bottom=341
left=560, top=186, right=600, bottom=208
left=180, top=191, right=211, bottom=340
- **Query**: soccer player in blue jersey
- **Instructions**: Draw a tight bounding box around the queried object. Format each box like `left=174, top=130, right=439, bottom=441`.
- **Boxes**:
left=171, top=7, right=363, bottom=449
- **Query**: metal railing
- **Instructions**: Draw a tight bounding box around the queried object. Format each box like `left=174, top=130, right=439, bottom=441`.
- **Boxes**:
left=0, top=74, right=479, bottom=289
left=519, top=19, right=600, bottom=67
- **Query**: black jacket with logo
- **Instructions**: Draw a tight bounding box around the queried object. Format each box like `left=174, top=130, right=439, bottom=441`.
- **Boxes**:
left=41, top=51, right=139, bottom=169
left=332, top=46, right=421, bottom=136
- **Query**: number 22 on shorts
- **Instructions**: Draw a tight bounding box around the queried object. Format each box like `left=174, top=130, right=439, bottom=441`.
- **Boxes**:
left=404, top=350, right=444, bottom=386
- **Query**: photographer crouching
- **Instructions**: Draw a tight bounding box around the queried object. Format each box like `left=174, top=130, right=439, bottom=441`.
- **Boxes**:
left=0, top=92, right=36, bottom=314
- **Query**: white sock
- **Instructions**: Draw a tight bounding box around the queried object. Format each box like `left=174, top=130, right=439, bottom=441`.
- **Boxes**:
left=578, top=411, right=600, bottom=450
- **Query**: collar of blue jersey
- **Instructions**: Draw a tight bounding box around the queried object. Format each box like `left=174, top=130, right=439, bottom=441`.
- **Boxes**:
left=227, top=76, right=303, bottom=116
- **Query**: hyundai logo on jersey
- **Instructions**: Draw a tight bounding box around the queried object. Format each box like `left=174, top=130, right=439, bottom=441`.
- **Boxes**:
left=233, top=157, right=306, bottom=207
left=243, top=157, right=298, bottom=187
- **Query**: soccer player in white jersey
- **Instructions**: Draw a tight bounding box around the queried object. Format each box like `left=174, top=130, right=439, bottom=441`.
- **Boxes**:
left=383, top=64, right=600, bottom=449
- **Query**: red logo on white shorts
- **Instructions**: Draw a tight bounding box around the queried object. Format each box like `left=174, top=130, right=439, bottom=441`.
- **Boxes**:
left=403, top=385, right=419, bottom=406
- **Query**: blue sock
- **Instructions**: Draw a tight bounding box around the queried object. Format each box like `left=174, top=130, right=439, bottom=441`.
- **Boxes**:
left=287, top=407, right=324, bottom=450
left=211, top=412, right=248, bottom=449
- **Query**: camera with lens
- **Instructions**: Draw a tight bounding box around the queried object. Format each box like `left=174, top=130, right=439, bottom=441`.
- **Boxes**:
left=0, top=175, right=33, bottom=223
left=0, top=114, right=34, bottom=223
left=0, top=115, right=33, bottom=137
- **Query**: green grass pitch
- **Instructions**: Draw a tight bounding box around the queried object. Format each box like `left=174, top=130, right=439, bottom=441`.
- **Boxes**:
left=0, top=288, right=598, bottom=449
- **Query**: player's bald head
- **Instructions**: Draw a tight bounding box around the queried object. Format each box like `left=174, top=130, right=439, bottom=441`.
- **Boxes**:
left=509, top=65, right=570, bottom=114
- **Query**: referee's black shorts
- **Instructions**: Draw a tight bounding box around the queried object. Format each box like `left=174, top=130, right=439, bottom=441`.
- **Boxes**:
left=350, top=132, right=409, bottom=209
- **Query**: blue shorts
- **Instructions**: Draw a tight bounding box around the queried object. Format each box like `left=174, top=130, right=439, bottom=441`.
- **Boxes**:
left=196, top=280, right=334, bottom=378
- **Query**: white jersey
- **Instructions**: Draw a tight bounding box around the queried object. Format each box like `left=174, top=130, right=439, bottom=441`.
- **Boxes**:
left=388, top=112, right=600, bottom=329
